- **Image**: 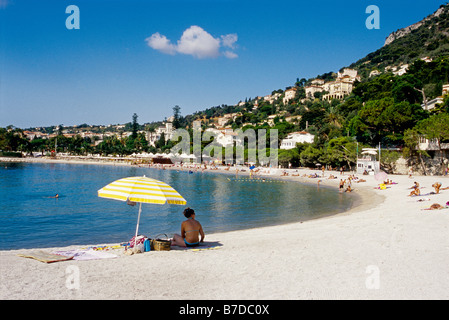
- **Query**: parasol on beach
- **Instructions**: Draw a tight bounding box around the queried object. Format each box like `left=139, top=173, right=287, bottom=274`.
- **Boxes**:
left=98, top=175, right=186, bottom=246
left=374, top=170, right=388, bottom=182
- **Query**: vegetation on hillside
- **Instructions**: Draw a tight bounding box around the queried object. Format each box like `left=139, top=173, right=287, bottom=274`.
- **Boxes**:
left=2, top=4, right=449, bottom=172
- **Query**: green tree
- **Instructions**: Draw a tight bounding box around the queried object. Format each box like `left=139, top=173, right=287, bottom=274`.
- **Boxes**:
left=300, top=145, right=323, bottom=167
left=416, top=113, right=449, bottom=174
left=173, top=105, right=181, bottom=129
left=131, top=113, right=139, bottom=140
left=326, top=136, right=357, bottom=169
left=278, top=149, right=299, bottom=168
left=403, top=128, right=429, bottom=175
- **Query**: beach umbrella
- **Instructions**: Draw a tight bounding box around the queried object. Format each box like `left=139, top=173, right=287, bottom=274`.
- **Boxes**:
left=375, top=170, right=388, bottom=181
left=98, top=175, right=187, bottom=246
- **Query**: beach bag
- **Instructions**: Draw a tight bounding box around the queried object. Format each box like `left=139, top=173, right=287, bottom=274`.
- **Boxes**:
left=129, top=235, right=145, bottom=248
left=151, top=234, right=171, bottom=251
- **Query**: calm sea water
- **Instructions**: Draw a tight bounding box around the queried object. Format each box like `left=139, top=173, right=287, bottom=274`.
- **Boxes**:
left=0, top=162, right=355, bottom=250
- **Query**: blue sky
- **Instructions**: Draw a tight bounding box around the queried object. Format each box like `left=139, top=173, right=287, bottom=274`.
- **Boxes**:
left=0, top=0, right=447, bottom=128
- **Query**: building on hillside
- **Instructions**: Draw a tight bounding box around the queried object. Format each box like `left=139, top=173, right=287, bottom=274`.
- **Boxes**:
left=263, top=92, right=282, bottom=104
left=305, top=85, right=324, bottom=99
left=442, top=84, right=449, bottom=96
left=216, top=113, right=240, bottom=128
left=304, top=68, right=359, bottom=102
left=23, top=131, right=49, bottom=140
left=322, top=78, right=354, bottom=101
left=148, top=122, right=174, bottom=146
left=283, top=87, right=297, bottom=104
left=422, top=96, right=444, bottom=110
left=204, top=128, right=243, bottom=147
left=280, top=131, right=315, bottom=149
left=338, top=68, right=360, bottom=81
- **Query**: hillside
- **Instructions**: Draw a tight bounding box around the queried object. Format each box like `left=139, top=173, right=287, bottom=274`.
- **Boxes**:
left=350, top=3, right=449, bottom=79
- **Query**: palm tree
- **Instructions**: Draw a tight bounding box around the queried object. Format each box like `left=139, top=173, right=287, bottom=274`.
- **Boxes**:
left=324, top=106, right=344, bottom=128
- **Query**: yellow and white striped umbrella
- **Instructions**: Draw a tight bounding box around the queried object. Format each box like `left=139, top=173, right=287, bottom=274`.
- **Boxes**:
left=98, top=176, right=186, bottom=245
left=98, top=176, right=186, bottom=205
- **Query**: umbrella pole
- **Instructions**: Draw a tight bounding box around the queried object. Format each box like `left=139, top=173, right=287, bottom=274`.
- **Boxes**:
left=134, top=202, right=142, bottom=248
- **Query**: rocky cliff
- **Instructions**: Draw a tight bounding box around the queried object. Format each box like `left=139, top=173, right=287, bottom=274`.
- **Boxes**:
left=384, top=6, right=446, bottom=46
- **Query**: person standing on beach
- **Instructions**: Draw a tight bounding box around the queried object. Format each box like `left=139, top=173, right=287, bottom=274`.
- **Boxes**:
left=339, top=179, right=345, bottom=192
left=171, top=208, right=205, bottom=247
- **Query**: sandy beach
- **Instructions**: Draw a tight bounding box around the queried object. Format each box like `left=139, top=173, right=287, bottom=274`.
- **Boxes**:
left=1, top=157, right=449, bottom=300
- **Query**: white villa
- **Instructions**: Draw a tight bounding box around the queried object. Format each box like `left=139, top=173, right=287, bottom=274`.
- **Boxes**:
left=283, top=87, right=297, bottom=104
left=204, top=128, right=243, bottom=147
left=148, top=122, right=174, bottom=146
left=322, top=78, right=354, bottom=101
left=215, top=113, right=240, bottom=128
left=420, top=83, right=448, bottom=110
left=303, top=68, right=360, bottom=102
left=422, top=96, right=444, bottom=111
left=280, top=131, right=315, bottom=149
left=305, top=85, right=324, bottom=99
left=443, top=84, right=449, bottom=95
left=263, top=92, right=282, bottom=104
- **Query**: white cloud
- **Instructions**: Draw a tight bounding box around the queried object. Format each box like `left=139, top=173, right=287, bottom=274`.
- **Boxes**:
left=145, top=26, right=238, bottom=59
left=221, top=34, right=238, bottom=49
left=223, top=51, right=238, bottom=59
left=145, top=32, right=176, bottom=55
left=176, top=26, right=221, bottom=59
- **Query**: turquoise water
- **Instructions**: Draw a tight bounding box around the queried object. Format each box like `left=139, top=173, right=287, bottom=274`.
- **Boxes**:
left=0, top=162, right=355, bottom=250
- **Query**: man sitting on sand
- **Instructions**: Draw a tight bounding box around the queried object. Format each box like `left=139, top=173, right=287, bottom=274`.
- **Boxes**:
left=171, top=208, right=205, bottom=248
left=432, top=182, right=442, bottom=194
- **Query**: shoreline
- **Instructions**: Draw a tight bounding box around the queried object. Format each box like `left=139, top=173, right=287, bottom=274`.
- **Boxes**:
left=1, top=157, right=449, bottom=299
left=0, top=155, right=371, bottom=237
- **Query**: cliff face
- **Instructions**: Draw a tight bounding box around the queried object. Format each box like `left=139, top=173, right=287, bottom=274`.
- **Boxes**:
left=384, top=6, right=446, bottom=46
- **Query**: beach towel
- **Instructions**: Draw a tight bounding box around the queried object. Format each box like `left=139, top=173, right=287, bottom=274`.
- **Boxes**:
left=173, top=243, right=222, bottom=252
left=412, top=192, right=437, bottom=197
left=17, top=250, right=74, bottom=263
left=52, top=249, right=118, bottom=261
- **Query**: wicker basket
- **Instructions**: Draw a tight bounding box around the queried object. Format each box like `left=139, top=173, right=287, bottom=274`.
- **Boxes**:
left=151, top=234, right=171, bottom=251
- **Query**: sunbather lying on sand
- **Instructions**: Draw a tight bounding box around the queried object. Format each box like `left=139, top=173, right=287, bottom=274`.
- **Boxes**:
left=422, top=203, right=449, bottom=210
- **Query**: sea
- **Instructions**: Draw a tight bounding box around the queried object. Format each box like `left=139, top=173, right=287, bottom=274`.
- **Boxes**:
left=0, top=161, right=356, bottom=250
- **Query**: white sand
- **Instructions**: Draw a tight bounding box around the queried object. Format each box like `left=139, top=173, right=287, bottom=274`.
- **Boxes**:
left=1, top=158, right=449, bottom=300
